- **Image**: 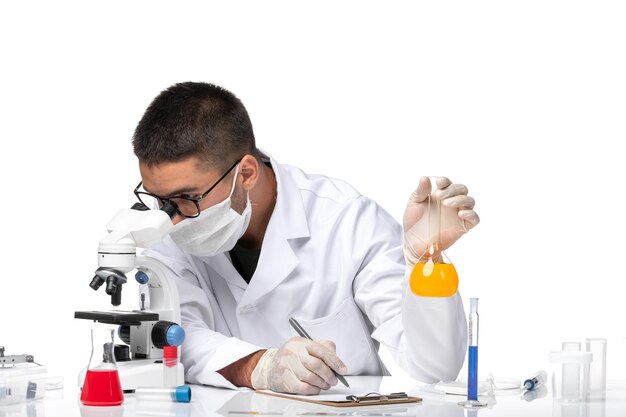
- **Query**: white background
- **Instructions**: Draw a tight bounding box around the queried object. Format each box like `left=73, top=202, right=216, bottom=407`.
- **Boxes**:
left=1, top=0, right=624, bottom=387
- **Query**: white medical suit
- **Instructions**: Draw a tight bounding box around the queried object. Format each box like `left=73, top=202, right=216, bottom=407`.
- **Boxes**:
left=144, top=156, right=467, bottom=389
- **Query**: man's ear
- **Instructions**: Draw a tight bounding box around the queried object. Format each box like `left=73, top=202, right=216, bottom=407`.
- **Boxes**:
left=239, top=154, right=260, bottom=191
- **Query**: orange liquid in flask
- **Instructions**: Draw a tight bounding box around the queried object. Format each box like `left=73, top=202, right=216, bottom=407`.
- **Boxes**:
left=410, top=261, right=458, bottom=297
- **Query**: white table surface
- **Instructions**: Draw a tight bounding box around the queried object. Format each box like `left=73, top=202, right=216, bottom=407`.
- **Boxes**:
left=3, top=376, right=625, bottom=417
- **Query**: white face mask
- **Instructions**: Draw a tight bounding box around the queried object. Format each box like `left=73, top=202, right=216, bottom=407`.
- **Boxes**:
left=169, top=165, right=252, bottom=257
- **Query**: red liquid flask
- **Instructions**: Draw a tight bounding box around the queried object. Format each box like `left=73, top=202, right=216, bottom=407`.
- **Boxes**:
left=80, top=328, right=124, bottom=406
left=80, top=369, right=124, bottom=406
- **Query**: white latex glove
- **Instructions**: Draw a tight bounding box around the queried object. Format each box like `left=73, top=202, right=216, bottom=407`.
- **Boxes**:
left=403, top=176, right=479, bottom=268
left=250, top=336, right=348, bottom=394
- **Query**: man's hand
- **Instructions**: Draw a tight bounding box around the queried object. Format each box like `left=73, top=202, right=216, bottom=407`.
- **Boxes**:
left=403, top=176, right=479, bottom=268
left=251, top=336, right=348, bottom=394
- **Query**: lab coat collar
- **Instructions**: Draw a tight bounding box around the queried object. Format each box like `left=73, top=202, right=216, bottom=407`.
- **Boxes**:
left=237, top=154, right=310, bottom=305
left=200, top=155, right=310, bottom=302
left=267, top=154, right=310, bottom=240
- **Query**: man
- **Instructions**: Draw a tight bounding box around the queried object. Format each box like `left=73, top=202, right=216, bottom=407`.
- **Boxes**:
left=133, top=82, right=479, bottom=394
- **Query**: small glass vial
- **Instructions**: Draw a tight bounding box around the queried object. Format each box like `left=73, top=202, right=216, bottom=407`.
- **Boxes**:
left=135, top=386, right=191, bottom=403
left=163, top=346, right=178, bottom=387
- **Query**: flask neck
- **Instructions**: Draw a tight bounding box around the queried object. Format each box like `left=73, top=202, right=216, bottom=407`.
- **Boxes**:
left=87, top=329, right=118, bottom=370
left=419, top=242, right=449, bottom=264
left=428, top=194, right=443, bottom=251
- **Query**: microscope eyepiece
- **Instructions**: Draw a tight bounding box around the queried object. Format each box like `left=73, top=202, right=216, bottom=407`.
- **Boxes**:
left=160, top=201, right=178, bottom=220
left=131, top=202, right=150, bottom=211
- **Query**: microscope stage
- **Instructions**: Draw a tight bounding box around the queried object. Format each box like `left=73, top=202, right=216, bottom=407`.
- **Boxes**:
left=74, top=310, right=159, bottom=325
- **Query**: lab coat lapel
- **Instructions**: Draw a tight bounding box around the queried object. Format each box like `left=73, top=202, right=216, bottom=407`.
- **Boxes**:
left=239, top=157, right=309, bottom=306
left=203, top=253, right=248, bottom=291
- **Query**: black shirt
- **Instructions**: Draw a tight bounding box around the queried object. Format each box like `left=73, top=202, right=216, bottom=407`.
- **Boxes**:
left=229, top=243, right=261, bottom=283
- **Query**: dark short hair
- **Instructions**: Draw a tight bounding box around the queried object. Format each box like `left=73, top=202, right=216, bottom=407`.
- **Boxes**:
left=132, top=82, right=259, bottom=171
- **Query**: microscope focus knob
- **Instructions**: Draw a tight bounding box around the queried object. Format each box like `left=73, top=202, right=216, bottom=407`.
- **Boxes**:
left=135, top=270, right=149, bottom=284
left=151, top=321, right=186, bottom=348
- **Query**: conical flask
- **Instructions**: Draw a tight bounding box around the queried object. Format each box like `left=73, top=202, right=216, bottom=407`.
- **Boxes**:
left=80, top=328, right=124, bottom=406
left=409, top=177, right=464, bottom=297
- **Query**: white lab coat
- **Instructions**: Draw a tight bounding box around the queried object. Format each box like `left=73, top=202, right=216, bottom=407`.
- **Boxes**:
left=143, top=156, right=467, bottom=389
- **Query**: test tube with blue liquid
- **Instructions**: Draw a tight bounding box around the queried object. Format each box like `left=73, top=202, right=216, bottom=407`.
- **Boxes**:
left=458, top=298, right=486, bottom=409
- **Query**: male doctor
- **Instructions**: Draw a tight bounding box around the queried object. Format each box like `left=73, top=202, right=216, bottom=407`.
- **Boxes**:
left=133, top=82, right=479, bottom=394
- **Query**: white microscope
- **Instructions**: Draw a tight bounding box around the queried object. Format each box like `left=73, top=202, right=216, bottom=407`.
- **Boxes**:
left=75, top=202, right=185, bottom=391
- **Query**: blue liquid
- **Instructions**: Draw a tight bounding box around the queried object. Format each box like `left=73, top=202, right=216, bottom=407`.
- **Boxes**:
left=468, top=345, right=478, bottom=400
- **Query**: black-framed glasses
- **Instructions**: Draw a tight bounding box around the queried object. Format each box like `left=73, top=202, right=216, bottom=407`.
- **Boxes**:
left=134, top=158, right=243, bottom=218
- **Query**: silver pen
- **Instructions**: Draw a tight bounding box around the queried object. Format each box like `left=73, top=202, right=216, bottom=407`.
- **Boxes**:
left=289, top=317, right=350, bottom=388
